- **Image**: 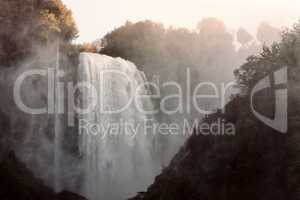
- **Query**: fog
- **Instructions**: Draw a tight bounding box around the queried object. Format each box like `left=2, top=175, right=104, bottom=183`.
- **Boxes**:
left=0, top=0, right=295, bottom=199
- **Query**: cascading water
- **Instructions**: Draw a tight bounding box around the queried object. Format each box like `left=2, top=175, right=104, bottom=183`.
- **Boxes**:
left=54, top=44, right=62, bottom=192
left=78, top=53, right=158, bottom=200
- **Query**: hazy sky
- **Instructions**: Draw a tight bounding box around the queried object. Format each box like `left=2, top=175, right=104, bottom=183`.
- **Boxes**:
left=63, top=0, right=300, bottom=43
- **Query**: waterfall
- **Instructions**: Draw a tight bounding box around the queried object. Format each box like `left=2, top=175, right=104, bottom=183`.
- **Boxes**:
left=78, top=53, right=157, bottom=200
left=54, top=44, right=63, bottom=192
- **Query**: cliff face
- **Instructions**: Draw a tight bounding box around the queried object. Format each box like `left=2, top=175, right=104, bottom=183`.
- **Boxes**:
left=0, top=152, right=87, bottom=200
left=130, top=68, right=300, bottom=200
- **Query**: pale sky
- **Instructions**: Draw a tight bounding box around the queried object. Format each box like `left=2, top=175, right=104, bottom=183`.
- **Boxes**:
left=62, top=0, right=300, bottom=43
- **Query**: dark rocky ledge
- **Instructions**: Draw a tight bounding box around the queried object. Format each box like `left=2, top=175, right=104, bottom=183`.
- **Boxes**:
left=0, top=151, right=87, bottom=200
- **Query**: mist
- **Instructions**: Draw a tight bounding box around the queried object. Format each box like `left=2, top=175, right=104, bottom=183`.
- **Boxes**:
left=0, top=1, right=297, bottom=200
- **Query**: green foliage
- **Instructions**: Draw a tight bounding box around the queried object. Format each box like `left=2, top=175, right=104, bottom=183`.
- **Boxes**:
left=100, top=19, right=236, bottom=76
left=234, top=44, right=281, bottom=89
left=133, top=20, right=300, bottom=200
left=101, top=21, right=166, bottom=69
left=235, top=20, right=300, bottom=90
left=0, top=0, right=78, bottom=66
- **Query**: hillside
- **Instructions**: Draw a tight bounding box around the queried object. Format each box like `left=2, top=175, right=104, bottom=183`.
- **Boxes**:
left=130, top=66, right=300, bottom=200
left=0, top=151, right=87, bottom=200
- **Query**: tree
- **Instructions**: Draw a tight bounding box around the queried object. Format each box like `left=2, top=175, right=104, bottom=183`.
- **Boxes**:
left=197, top=18, right=227, bottom=37
left=80, top=43, right=97, bottom=53
left=237, top=28, right=253, bottom=46
left=100, top=19, right=236, bottom=78
left=0, top=0, right=78, bottom=66
left=234, top=21, right=300, bottom=91
left=100, top=20, right=165, bottom=71
left=257, top=22, right=281, bottom=46
left=195, top=18, right=236, bottom=79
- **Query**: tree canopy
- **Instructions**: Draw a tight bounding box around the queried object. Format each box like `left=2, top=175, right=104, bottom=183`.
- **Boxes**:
left=237, top=28, right=253, bottom=46
left=0, top=0, right=78, bottom=66
left=257, top=22, right=281, bottom=46
left=235, top=20, right=300, bottom=90
left=100, top=19, right=237, bottom=81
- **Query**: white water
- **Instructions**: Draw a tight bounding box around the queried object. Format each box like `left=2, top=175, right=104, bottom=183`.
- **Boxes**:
left=54, top=45, right=62, bottom=192
left=78, top=53, right=158, bottom=200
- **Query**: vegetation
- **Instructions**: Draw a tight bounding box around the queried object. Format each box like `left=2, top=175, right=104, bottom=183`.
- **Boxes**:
left=1, top=1, right=299, bottom=199
left=235, top=21, right=300, bottom=90
left=130, top=20, right=300, bottom=200
left=257, top=22, right=281, bottom=46
left=0, top=0, right=78, bottom=66
left=100, top=19, right=236, bottom=76
left=237, top=28, right=253, bottom=46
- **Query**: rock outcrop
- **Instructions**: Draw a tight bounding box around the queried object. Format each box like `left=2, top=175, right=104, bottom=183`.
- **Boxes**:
left=0, top=152, right=87, bottom=200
